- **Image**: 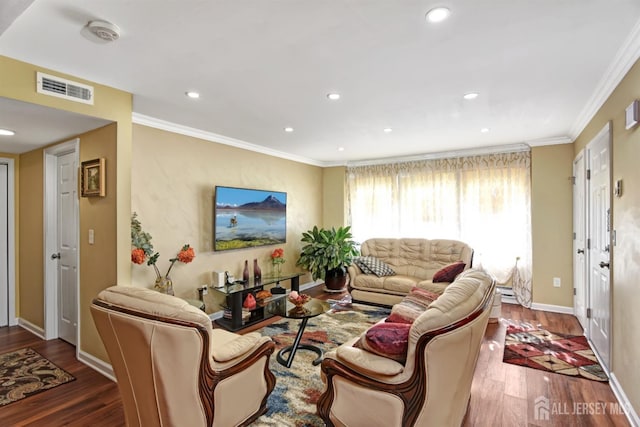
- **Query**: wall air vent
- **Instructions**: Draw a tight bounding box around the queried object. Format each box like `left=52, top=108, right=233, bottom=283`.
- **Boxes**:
left=36, top=72, right=94, bottom=105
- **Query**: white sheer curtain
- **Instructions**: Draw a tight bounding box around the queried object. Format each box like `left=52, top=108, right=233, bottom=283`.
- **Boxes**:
left=346, top=150, right=532, bottom=307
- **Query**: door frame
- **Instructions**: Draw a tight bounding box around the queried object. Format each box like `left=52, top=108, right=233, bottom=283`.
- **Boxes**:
left=43, top=139, right=80, bottom=347
left=572, top=150, right=588, bottom=330
left=0, top=157, right=16, bottom=326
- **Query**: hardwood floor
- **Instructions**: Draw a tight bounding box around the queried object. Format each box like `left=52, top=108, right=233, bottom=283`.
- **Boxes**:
left=0, top=286, right=631, bottom=426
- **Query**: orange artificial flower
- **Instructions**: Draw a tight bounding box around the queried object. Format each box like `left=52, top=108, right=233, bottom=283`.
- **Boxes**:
left=131, top=248, right=146, bottom=264
left=176, top=245, right=195, bottom=264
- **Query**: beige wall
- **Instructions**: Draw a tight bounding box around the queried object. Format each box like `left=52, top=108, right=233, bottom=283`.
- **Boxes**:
left=1, top=56, right=132, bottom=362
left=131, top=124, right=323, bottom=311
left=322, top=166, right=347, bottom=228
left=17, top=149, right=43, bottom=325
left=79, top=124, right=119, bottom=361
left=574, top=58, right=640, bottom=417
left=530, top=144, right=574, bottom=306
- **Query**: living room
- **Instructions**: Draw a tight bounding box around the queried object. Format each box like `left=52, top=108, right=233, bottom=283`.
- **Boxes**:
left=1, top=2, right=639, bottom=426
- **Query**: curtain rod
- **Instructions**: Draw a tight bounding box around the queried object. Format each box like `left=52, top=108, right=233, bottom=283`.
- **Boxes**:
left=345, top=143, right=531, bottom=167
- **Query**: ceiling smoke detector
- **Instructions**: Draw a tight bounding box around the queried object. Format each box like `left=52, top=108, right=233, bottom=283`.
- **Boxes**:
left=87, top=20, right=120, bottom=42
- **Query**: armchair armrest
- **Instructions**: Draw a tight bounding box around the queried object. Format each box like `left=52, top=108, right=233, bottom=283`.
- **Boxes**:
left=335, top=345, right=404, bottom=376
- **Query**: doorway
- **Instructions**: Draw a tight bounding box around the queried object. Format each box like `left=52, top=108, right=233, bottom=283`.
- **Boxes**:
left=573, top=122, right=612, bottom=373
left=44, top=139, right=80, bottom=347
left=0, top=158, right=16, bottom=328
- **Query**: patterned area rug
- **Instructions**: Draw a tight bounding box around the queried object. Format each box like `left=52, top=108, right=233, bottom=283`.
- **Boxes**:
left=0, top=347, right=76, bottom=407
left=252, top=303, right=390, bottom=426
left=503, top=321, right=608, bottom=382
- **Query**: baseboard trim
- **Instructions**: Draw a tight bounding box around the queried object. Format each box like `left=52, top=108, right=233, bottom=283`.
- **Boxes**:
left=78, top=349, right=115, bottom=382
left=207, top=279, right=319, bottom=322
left=529, top=302, right=574, bottom=315
left=17, top=318, right=45, bottom=339
left=610, top=372, right=640, bottom=427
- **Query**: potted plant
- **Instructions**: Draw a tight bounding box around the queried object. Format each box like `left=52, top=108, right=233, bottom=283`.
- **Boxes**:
left=296, top=226, right=359, bottom=291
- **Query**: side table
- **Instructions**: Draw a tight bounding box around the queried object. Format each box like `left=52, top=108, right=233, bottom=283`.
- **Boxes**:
left=267, top=297, right=329, bottom=368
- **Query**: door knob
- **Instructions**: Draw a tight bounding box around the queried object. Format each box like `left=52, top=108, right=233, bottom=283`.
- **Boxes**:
left=577, top=249, right=584, bottom=254
left=599, top=261, right=610, bottom=269
left=51, top=253, right=61, bottom=260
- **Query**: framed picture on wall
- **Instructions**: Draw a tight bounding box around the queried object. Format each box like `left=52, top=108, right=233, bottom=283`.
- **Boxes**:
left=81, top=158, right=106, bottom=197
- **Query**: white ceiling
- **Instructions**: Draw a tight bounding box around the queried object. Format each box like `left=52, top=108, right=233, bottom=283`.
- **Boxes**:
left=1, top=1, right=640, bottom=165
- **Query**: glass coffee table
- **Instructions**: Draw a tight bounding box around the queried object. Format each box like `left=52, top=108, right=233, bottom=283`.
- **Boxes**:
left=267, top=297, right=330, bottom=368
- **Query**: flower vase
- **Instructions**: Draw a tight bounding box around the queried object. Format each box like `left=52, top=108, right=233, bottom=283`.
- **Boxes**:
left=253, top=259, right=262, bottom=282
left=273, top=263, right=281, bottom=278
left=155, top=276, right=174, bottom=296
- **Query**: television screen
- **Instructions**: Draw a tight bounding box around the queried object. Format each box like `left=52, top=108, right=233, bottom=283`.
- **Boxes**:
left=214, top=186, right=287, bottom=251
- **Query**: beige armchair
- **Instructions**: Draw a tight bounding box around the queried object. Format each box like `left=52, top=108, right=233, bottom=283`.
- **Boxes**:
left=317, top=269, right=495, bottom=427
left=91, top=286, right=275, bottom=427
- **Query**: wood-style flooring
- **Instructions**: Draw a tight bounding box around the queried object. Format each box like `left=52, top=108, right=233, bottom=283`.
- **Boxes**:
left=0, top=286, right=631, bottom=426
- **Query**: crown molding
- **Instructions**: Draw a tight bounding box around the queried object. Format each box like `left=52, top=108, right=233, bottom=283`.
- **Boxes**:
left=131, top=113, right=325, bottom=167
left=525, top=136, right=573, bottom=147
left=570, top=17, right=640, bottom=140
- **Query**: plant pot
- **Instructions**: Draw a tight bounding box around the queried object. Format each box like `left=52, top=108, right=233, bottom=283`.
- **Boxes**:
left=324, top=267, right=348, bottom=291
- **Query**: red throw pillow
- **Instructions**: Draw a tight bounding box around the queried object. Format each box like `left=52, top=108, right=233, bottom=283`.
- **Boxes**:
left=353, top=322, right=411, bottom=363
left=432, top=261, right=466, bottom=283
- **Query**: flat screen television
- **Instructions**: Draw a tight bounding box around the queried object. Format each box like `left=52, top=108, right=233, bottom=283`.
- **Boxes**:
left=214, top=186, right=287, bottom=251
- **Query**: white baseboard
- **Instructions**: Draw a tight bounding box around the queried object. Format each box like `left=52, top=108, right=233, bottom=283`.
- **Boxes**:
left=610, top=372, right=640, bottom=427
left=18, top=318, right=45, bottom=339
left=529, top=302, right=574, bottom=315
left=207, top=279, right=319, bottom=322
left=78, top=349, right=115, bottom=382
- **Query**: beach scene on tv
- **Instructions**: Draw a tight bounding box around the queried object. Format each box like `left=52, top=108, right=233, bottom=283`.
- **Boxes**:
left=215, top=186, right=287, bottom=251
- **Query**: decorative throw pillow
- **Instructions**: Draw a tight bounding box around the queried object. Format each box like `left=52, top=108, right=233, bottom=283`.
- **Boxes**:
left=386, top=287, right=439, bottom=324
left=355, top=256, right=396, bottom=277
left=432, top=261, right=466, bottom=283
left=353, top=322, right=411, bottom=363
left=353, top=256, right=375, bottom=275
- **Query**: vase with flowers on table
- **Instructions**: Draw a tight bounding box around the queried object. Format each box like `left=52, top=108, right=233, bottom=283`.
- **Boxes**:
left=131, top=213, right=196, bottom=295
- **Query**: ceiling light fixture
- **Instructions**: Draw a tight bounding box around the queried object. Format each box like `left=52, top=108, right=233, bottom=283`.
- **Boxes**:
left=463, top=92, right=479, bottom=100
left=0, top=129, right=16, bottom=136
left=185, top=91, right=200, bottom=99
left=383, top=128, right=393, bottom=133
left=327, top=93, right=341, bottom=100
left=284, top=127, right=294, bottom=132
left=426, top=7, right=451, bottom=23
left=480, top=128, right=490, bottom=133
left=338, top=147, right=345, bottom=151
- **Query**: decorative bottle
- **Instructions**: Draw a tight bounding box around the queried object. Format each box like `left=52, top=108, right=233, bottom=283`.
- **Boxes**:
left=243, top=260, right=250, bottom=283
left=253, top=259, right=262, bottom=282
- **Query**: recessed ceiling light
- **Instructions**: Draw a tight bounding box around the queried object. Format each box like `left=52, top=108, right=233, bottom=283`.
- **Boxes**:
left=327, top=93, right=341, bottom=100
left=0, top=129, right=15, bottom=136
left=185, top=91, right=200, bottom=99
left=338, top=147, right=345, bottom=152
left=480, top=128, right=490, bottom=133
left=284, top=127, right=294, bottom=132
left=463, top=92, right=479, bottom=100
left=426, top=7, right=451, bottom=23
left=383, top=128, right=393, bottom=133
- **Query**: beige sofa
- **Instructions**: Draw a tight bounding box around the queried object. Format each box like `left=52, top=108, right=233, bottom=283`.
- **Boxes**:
left=318, top=269, right=495, bottom=427
left=348, top=238, right=474, bottom=306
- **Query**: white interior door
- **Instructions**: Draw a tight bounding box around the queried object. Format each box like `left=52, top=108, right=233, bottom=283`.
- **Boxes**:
left=0, top=163, right=7, bottom=327
left=587, top=123, right=611, bottom=371
left=573, top=151, right=587, bottom=329
left=56, top=151, right=78, bottom=345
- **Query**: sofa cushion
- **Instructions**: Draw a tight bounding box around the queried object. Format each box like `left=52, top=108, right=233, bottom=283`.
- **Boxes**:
left=386, top=287, right=440, bottom=324
left=353, top=256, right=375, bottom=274
left=354, top=322, right=411, bottom=363
left=355, top=256, right=396, bottom=277
left=432, top=261, right=466, bottom=283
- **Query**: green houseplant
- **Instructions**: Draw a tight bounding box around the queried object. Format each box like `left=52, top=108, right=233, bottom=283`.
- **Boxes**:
left=296, top=226, right=359, bottom=291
